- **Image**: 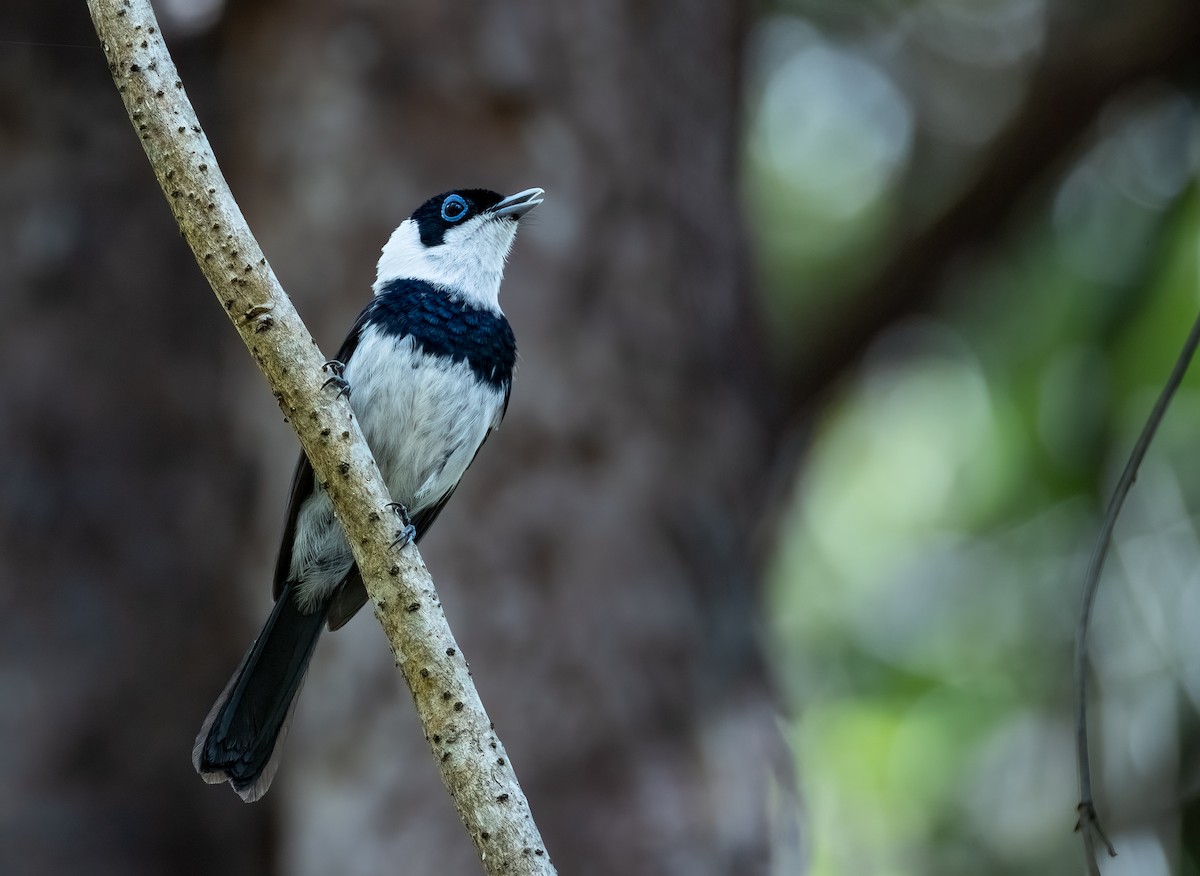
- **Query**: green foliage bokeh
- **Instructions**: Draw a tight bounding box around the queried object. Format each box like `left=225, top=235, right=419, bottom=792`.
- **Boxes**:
left=747, top=8, right=1200, bottom=874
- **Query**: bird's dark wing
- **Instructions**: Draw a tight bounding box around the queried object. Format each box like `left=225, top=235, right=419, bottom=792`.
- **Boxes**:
left=270, top=310, right=372, bottom=602
left=332, top=299, right=375, bottom=365
left=499, top=379, right=512, bottom=422
left=271, top=453, right=315, bottom=602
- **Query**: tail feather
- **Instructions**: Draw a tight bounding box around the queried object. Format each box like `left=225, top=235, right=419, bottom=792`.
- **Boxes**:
left=194, top=582, right=330, bottom=802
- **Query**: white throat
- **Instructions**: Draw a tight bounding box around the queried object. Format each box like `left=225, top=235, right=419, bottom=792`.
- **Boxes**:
left=374, top=217, right=518, bottom=312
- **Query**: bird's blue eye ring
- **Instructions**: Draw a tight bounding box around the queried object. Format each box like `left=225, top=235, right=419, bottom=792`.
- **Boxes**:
left=441, top=194, right=468, bottom=223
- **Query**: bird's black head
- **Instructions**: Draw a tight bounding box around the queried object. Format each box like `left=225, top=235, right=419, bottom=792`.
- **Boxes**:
left=410, top=189, right=505, bottom=247
left=376, top=186, right=543, bottom=309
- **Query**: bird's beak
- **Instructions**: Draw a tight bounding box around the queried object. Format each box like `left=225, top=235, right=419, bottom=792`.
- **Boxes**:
left=492, top=187, right=544, bottom=219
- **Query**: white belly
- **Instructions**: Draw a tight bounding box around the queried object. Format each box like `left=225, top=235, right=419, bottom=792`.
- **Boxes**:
left=289, top=330, right=506, bottom=607
left=346, top=331, right=506, bottom=507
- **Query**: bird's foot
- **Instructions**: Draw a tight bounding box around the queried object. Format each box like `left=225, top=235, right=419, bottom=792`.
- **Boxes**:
left=388, top=502, right=416, bottom=549
left=321, top=360, right=351, bottom=400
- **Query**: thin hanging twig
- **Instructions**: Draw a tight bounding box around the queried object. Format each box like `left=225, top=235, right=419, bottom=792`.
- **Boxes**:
left=1074, top=306, right=1200, bottom=875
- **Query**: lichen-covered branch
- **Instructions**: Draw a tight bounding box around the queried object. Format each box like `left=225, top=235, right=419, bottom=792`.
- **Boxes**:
left=85, top=1, right=554, bottom=872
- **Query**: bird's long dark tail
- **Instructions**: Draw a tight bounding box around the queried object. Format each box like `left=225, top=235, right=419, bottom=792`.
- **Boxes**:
left=193, top=582, right=331, bottom=802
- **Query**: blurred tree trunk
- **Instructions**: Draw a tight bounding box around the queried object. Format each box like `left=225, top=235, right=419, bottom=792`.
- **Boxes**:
left=217, top=1, right=784, bottom=875
left=0, top=4, right=273, bottom=874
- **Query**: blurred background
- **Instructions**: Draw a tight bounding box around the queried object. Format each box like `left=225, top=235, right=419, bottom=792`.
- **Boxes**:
left=3, top=0, right=1200, bottom=874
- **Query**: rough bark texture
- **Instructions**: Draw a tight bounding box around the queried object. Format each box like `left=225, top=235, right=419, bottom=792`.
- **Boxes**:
left=1, top=0, right=783, bottom=874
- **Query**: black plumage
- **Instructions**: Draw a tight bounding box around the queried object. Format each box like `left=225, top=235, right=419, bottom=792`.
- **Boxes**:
left=348, top=279, right=517, bottom=390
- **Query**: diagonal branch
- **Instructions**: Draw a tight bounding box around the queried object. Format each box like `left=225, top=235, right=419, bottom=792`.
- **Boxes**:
left=85, top=1, right=554, bottom=873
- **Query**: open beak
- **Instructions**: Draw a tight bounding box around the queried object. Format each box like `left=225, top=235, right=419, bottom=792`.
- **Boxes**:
left=492, top=187, right=545, bottom=220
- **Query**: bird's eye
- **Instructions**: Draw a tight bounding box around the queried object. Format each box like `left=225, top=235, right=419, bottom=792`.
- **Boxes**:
left=441, top=195, right=469, bottom=223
